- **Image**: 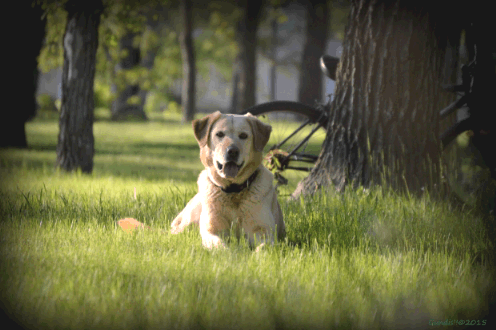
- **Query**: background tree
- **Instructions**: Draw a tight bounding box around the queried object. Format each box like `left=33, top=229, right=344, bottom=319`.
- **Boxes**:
left=111, top=30, right=148, bottom=120
left=56, top=0, right=103, bottom=173
left=179, top=0, right=196, bottom=123
left=269, top=7, right=278, bottom=101
left=264, top=4, right=291, bottom=101
left=233, top=0, right=264, bottom=113
left=2, top=2, right=46, bottom=148
left=230, top=53, right=241, bottom=112
left=293, top=0, right=462, bottom=198
left=137, top=8, right=162, bottom=115
left=298, top=0, right=328, bottom=106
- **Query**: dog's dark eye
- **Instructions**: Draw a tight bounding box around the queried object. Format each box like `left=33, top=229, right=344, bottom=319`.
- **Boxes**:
left=216, top=131, right=224, bottom=138
left=239, top=132, right=248, bottom=139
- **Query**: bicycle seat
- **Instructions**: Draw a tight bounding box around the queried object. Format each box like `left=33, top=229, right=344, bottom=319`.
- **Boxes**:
left=320, top=55, right=340, bottom=81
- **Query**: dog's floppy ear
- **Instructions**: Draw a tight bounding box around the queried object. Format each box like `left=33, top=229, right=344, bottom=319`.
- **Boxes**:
left=192, top=111, right=222, bottom=147
left=245, top=112, right=272, bottom=152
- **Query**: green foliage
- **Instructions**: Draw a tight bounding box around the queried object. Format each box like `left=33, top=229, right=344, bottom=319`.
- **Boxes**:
left=36, top=94, right=58, bottom=112
left=167, top=100, right=181, bottom=114
left=93, top=77, right=113, bottom=108
left=152, top=29, right=182, bottom=90
left=144, top=92, right=166, bottom=113
left=37, top=1, right=246, bottom=117
left=193, top=7, right=241, bottom=81
left=38, top=6, right=66, bottom=73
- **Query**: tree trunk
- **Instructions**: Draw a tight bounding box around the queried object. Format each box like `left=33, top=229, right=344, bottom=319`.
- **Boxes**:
left=1, top=2, right=45, bottom=148
left=293, top=0, right=457, bottom=198
left=270, top=17, right=277, bottom=101
left=230, top=54, right=241, bottom=112
left=298, top=0, right=328, bottom=107
left=56, top=0, right=103, bottom=174
left=180, top=0, right=196, bottom=123
left=111, top=31, right=148, bottom=121
left=235, top=0, right=263, bottom=113
left=138, top=33, right=158, bottom=113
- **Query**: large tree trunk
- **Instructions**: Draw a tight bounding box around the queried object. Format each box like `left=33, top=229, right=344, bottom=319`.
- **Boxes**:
left=235, top=0, right=263, bottom=113
left=298, top=0, right=328, bottom=107
left=179, top=0, right=196, bottom=123
left=111, top=31, right=148, bottom=121
left=56, top=0, right=103, bottom=174
left=293, top=0, right=457, bottom=198
left=1, top=2, right=45, bottom=148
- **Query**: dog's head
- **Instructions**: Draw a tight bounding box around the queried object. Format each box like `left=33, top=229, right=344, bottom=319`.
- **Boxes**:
left=192, top=111, right=271, bottom=184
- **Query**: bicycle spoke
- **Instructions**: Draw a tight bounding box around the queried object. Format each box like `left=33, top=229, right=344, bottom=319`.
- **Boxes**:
left=439, top=95, right=468, bottom=119
left=282, top=123, right=323, bottom=163
left=271, top=118, right=312, bottom=150
left=285, top=166, right=312, bottom=172
left=291, top=153, right=319, bottom=161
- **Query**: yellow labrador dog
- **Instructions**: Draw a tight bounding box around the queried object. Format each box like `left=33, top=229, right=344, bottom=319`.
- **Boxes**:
left=170, top=111, right=285, bottom=250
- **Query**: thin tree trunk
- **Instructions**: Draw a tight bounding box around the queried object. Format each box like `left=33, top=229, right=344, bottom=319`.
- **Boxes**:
left=270, top=17, right=277, bottom=101
left=230, top=54, right=241, bottom=112
left=236, top=0, right=263, bottom=113
left=56, top=0, right=103, bottom=173
left=139, top=35, right=158, bottom=112
left=1, top=2, right=45, bottom=148
left=298, top=0, right=328, bottom=107
left=138, top=8, right=162, bottom=113
left=293, top=0, right=456, bottom=198
left=111, top=31, right=147, bottom=121
left=180, top=0, right=196, bottom=123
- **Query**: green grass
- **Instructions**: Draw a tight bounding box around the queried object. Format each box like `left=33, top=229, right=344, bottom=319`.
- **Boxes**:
left=0, top=112, right=494, bottom=330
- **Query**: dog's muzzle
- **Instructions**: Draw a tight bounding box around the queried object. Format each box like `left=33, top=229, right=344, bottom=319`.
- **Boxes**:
left=216, top=160, right=244, bottom=178
left=217, top=145, right=243, bottom=178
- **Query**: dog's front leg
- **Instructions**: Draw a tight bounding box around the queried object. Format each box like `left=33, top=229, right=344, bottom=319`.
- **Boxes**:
left=242, top=208, right=275, bottom=251
left=171, top=193, right=202, bottom=234
left=199, top=207, right=229, bottom=249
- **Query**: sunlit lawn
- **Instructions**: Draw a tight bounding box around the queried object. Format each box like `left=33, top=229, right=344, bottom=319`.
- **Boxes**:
left=0, top=111, right=494, bottom=329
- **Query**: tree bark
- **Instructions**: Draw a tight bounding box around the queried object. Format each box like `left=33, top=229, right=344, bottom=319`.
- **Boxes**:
left=293, top=0, right=457, bottom=198
left=111, top=31, right=148, bottom=121
left=298, top=0, right=328, bottom=107
left=235, top=0, right=263, bottom=113
left=1, top=2, right=45, bottom=148
left=180, top=0, right=196, bottom=123
left=56, top=0, right=103, bottom=173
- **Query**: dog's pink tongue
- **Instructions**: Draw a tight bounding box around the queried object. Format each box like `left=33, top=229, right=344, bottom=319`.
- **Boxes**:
left=224, top=162, right=239, bottom=178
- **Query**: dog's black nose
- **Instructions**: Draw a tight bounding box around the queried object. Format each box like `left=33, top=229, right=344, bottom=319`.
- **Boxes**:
left=226, top=145, right=239, bottom=162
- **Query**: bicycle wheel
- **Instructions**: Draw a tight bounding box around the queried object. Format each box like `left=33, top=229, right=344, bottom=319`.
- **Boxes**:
left=242, top=101, right=328, bottom=196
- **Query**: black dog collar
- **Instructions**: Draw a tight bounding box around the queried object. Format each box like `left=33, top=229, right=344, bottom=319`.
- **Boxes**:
left=214, top=170, right=259, bottom=194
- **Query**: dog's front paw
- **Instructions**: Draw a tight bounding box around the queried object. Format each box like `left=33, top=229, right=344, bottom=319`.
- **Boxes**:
left=202, top=235, right=226, bottom=249
left=170, top=215, right=184, bottom=234
left=255, top=243, right=266, bottom=253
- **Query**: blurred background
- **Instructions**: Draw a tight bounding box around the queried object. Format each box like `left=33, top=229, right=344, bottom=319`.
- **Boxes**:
left=35, top=0, right=349, bottom=120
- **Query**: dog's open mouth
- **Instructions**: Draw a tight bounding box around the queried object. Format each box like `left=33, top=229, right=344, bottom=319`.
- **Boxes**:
left=217, top=161, right=244, bottom=178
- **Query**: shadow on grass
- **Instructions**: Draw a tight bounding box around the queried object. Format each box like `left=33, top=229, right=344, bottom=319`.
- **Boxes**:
left=27, top=141, right=199, bottom=156
left=0, top=144, right=202, bottom=184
